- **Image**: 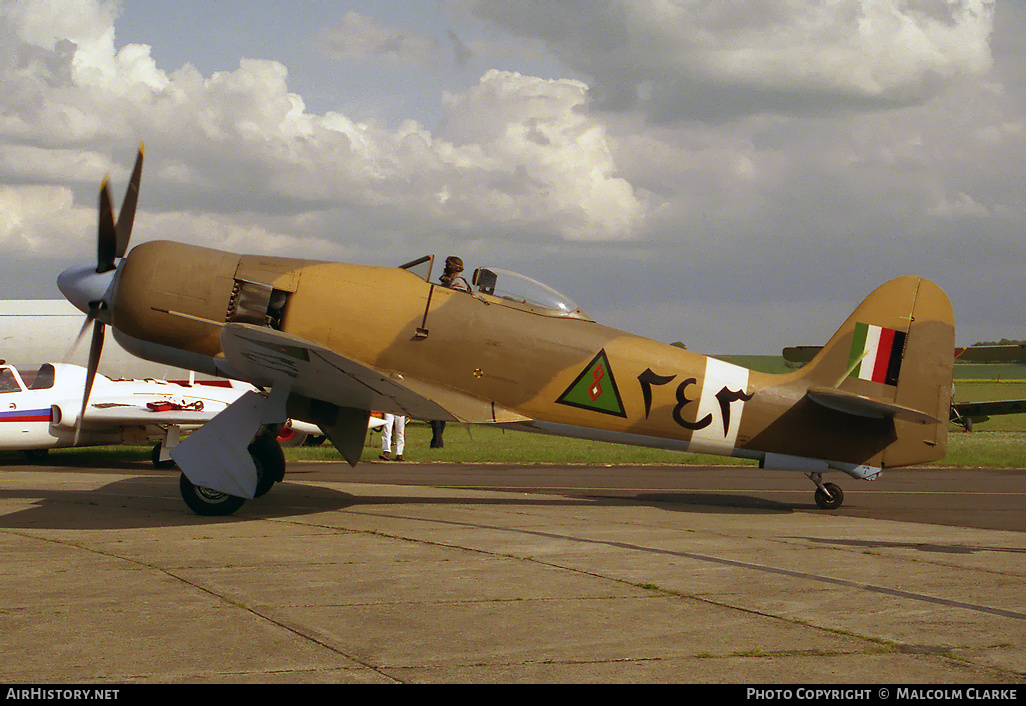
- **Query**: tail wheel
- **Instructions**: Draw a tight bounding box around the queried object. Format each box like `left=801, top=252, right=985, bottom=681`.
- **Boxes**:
left=179, top=473, right=245, bottom=516
left=814, top=482, right=844, bottom=510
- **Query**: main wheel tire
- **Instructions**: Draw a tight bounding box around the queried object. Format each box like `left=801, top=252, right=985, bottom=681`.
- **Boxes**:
left=814, top=482, right=844, bottom=510
left=179, top=473, right=245, bottom=516
left=151, top=443, right=175, bottom=469
left=250, top=434, right=285, bottom=498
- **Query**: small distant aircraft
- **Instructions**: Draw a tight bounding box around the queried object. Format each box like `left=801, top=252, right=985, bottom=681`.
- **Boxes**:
left=784, top=345, right=1026, bottom=431
left=949, top=397, right=1026, bottom=432
left=0, top=360, right=254, bottom=465
left=57, top=146, right=956, bottom=515
left=783, top=343, right=1026, bottom=365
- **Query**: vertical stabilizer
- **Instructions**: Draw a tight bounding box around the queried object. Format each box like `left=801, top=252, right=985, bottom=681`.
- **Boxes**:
left=792, top=276, right=954, bottom=466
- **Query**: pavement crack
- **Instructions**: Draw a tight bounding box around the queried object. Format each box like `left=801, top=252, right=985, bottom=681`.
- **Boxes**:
left=6, top=529, right=406, bottom=683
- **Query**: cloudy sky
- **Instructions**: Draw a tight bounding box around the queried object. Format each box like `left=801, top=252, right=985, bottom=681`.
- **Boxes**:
left=1, top=0, right=1021, bottom=354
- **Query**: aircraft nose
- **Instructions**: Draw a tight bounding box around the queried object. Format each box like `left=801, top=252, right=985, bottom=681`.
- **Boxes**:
left=57, top=263, right=116, bottom=321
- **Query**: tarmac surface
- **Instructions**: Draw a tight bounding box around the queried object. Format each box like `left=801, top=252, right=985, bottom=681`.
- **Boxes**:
left=1, top=460, right=1023, bottom=684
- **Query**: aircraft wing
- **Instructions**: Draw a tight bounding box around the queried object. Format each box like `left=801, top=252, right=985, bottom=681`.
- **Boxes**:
left=951, top=399, right=1026, bottom=420
left=806, top=387, right=942, bottom=425
left=82, top=404, right=216, bottom=426
left=217, top=323, right=530, bottom=424
left=51, top=398, right=221, bottom=430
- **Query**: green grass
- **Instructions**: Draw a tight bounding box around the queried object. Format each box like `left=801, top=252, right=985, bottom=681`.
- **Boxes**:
left=942, top=432, right=1026, bottom=468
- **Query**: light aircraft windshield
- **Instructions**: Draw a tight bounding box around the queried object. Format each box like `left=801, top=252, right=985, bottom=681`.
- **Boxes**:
left=472, top=267, right=583, bottom=317
left=0, top=363, right=59, bottom=392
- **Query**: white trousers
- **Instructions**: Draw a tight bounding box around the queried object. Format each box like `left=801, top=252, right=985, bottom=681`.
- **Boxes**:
left=381, top=413, right=406, bottom=454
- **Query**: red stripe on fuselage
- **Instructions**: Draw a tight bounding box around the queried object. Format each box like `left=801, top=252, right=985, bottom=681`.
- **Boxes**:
left=0, top=410, right=51, bottom=423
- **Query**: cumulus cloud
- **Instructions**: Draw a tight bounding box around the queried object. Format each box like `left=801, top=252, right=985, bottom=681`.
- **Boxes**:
left=458, top=0, right=996, bottom=121
left=435, top=70, right=647, bottom=240
left=0, top=0, right=650, bottom=266
left=0, top=184, right=90, bottom=253
left=0, top=0, right=1020, bottom=352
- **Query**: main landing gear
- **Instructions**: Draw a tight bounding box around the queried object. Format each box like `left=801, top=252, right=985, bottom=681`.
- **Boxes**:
left=808, top=472, right=844, bottom=510
left=178, top=429, right=285, bottom=516
left=179, top=474, right=246, bottom=516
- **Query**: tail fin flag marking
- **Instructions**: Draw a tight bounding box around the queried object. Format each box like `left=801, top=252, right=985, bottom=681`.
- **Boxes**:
left=848, top=322, right=907, bottom=386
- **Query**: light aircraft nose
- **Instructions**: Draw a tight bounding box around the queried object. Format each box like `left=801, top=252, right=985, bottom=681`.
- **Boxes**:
left=57, top=263, right=116, bottom=322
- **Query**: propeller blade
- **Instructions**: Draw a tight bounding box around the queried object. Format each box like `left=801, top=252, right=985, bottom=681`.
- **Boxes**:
left=64, top=315, right=93, bottom=363
left=97, top=180, right=117, bottom=273
left=115, top=144, right=144, bottom=258
left=75, top=317, right=105, bottom=445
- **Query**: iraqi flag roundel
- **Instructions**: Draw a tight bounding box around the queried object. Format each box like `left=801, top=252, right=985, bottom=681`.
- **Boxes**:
left=848, top=322, right=906, bottom=386
left=557, top=349, right=627, bottom=417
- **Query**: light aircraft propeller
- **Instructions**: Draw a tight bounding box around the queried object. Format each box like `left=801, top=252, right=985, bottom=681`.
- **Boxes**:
left=57, top=144, right=144, bottom=440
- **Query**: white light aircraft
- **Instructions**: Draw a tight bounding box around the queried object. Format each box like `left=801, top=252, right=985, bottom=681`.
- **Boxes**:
left=0, top=360, right=273, bottom=465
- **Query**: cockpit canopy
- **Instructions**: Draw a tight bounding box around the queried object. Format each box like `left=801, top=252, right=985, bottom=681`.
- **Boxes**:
left=472, top=267, right=584, bottom=317
left=0, top=363, right=57, bottom=393
left=399, top=256, right=591, bottom=320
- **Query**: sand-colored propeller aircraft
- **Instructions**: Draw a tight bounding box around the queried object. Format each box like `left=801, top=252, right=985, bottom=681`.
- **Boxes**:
left=58, top=147, right=955, bottom=515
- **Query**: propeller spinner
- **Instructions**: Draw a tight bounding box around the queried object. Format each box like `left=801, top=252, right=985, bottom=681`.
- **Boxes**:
left=56, top=144, right=144, bottom=439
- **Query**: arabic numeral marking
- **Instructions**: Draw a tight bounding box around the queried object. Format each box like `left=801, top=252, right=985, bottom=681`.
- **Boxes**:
left=672, top=378, right=713, bottom=431
left=639, top=367, right=753, bottom=436
left=715, top=387, right=754, bottom=436
left=637, top=368, right=676, bottom=419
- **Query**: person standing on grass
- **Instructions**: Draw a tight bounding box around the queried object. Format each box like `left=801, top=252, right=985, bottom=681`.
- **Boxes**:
left=380, top=413, right=406, bottom=461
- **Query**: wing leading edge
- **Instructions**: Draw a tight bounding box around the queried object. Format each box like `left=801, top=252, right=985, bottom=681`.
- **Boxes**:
left=217, top=322, right=530, bottom=426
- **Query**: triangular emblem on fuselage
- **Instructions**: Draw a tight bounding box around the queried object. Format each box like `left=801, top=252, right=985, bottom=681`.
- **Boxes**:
left=556, top=349, right=626, bottom=418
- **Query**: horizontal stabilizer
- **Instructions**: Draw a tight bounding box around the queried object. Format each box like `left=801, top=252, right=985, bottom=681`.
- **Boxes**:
left=806, top=386, right=941, bottom=425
